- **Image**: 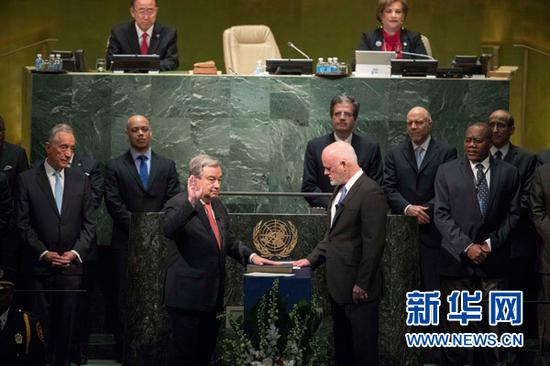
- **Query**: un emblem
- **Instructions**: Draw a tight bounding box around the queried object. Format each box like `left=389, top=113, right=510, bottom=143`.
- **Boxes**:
left=252, top=219, right=298, bottom=258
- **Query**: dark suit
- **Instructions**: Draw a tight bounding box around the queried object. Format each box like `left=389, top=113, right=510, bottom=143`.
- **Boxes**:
left=0, top=141, right=29, bottom=190
left=531, top=163, right=550, bottom=364
left=301, top=133, right=383, bottom=208
left=106, top=21, right=179, bottom=71
left=538, top=149, right=550, bottom=165
left=353, top=28, right=428, bottom=69
left=0, top=142, right=28, bottom=269
left=163, top=192, right=253, bottom=365
left=434, top=157, right=520, bottom=366
left=496, top=144, right=539, bottom=342
left=307, top=173, right=387, bottom=366
left=0, top=171, right=14, bottom=265
left=383, top=138, right=457, bottom=290
left=104, top=150, right=179, bottom=353
left=16, top=164, right=95, bottom=366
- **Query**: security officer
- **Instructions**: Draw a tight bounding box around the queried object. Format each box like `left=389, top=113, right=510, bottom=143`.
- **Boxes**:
left=0, top=265, right=45, bottom=365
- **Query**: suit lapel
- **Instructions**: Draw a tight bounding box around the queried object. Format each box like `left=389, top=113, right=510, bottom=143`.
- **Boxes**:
left=147, top=152, right=160, bottom=192
left=331, top=176, right=364, bottom=229
left=504, top=144, right=517, bottom=164
left=212, top=200, right=225, bottom=251
left=418, top=139, right=437, bottom=172
left=149, top=24, right=161, bottom=54
left=402, top=142, right=418, bottom=173
left=123, top=151, right=146, bottom=191
left=60, top=168, right=74, bottom=216
left=486, top=157, right=499, bottom=215
left=128, top=22, right=141, bottom=54
left=37, top=166, right=60, bottom=217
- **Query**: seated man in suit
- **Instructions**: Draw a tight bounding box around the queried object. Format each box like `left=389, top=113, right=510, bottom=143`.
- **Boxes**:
left=106, top=0, right=179, bottom=71
left=301, top=94, right=383, bottom=208
left=105, top=114, right=180, bottom=361
left=295, top=141, right=388, bottom=366
left=434, top=122, right=521, bottom=366
left=162, top=154, right=275, bottom=366
left=16, top=123, right=95, bottom=366
left=384, top=106, right=457, bottom=292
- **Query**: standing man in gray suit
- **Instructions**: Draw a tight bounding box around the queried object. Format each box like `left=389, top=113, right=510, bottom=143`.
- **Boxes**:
left=294, top=141, right=387, bottom=366
left=531, top=162, right=550, bottom=365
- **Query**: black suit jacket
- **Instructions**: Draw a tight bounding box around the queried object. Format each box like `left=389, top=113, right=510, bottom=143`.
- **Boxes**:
left=105, top=150, right=180, bottom=249
left=0, top=142, right=29, bottom=191
left=106, top=21, right=179, bottom=71
left=301, top=133, right=383, bottom=208
left=434, top=157, right=521, bottom=278
left=16, top=165, right=95, bottom=275
left=383, top=138, right=457, bottom=247
left=500, top=144, right=538, bottom=258
left=307, top=173, right=388, bottom=304
left=531, top=163, right=550, bottom=274
left=162, top=193, right=253, bottom=312
left=353, top=28, right=428, bottom=69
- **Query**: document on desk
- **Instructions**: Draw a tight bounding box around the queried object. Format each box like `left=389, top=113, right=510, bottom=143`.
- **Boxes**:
left=244, top=272, right=296, bottom=277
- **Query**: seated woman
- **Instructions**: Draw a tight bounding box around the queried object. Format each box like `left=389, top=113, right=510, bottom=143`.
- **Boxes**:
left=355, top=0, right=427, bottom=64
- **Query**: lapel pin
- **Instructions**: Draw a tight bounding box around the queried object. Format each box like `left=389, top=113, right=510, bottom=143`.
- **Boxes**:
left=375, top=41, right=382, bottom=47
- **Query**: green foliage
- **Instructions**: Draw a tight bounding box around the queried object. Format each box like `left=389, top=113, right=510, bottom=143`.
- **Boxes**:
left=220, top=280, right=327, bottom=366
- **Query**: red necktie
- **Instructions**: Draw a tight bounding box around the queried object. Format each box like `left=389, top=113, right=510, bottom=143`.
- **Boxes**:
left=140, top=33, right=149, bottom=55
left=204, top=203, right=221, bottom=249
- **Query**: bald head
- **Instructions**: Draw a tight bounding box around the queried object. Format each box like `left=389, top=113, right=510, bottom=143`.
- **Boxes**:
left=406, top=106, right=432, bottom=145
left=126, top=114, right=152, bottom=152
left=321, top=141, right=360, bottom=186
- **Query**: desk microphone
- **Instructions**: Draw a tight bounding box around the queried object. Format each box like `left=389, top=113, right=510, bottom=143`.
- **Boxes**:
left=396, top=50, right=435, bottom=60
left=287, top=41, right=311, bottom=59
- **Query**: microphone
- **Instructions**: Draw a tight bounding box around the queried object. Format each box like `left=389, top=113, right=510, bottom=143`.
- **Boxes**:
left=396, top=50, right=435, bottom=60
left=287, top=41, right=311, bottom=60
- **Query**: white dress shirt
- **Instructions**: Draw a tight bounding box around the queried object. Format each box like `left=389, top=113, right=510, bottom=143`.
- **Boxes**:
left=135, top=24, right=153, bottom=48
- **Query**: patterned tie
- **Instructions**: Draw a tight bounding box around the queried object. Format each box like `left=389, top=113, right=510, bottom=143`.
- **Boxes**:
left=204, top=202, right=221, bottom=249
left=140, top=33, right=149, bottom=55
left=137, top=155, right=149, bottom=188
left=54, top=171, right=63, bottom=214
left=494, top=150, right=503, bottom=160
left=415, top=146, right=424, bottom=168
left=476, top=164, right=489, bottom=217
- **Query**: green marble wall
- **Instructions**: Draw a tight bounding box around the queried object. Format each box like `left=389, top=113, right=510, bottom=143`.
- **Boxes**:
left=27, top=72, right=508, bottom=216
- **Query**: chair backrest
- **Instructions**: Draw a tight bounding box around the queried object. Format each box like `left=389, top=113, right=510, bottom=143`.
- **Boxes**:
left=421, top=34, right=432, bottom=57
left=223, top=25, right=281, bottom=75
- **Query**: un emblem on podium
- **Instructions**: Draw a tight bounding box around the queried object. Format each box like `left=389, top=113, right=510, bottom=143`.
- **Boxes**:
left=252, top=219, right=298, bottom=258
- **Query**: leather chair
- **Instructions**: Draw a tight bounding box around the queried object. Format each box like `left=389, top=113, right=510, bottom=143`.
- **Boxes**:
left=421, top=34, right=433, bottom=57
left=223, top=25, right=281, bottom=75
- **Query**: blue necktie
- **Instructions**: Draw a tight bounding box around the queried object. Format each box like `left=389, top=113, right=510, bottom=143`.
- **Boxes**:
left=54, top=171, right=63, bottom=214
left=476, top=164, right=489, bottom=217
left=337, top=186, right=347, bottom=206
left=137, top=155, right=149, bottom=188
left=415, top=146, right=424, bottom=168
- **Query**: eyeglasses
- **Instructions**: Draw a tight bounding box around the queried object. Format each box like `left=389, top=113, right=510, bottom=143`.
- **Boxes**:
left=134, top=7, right=157, bottom=17
left=488, top=122, right=511, bottom=130
left=407, top=119, right=430, bottom=127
